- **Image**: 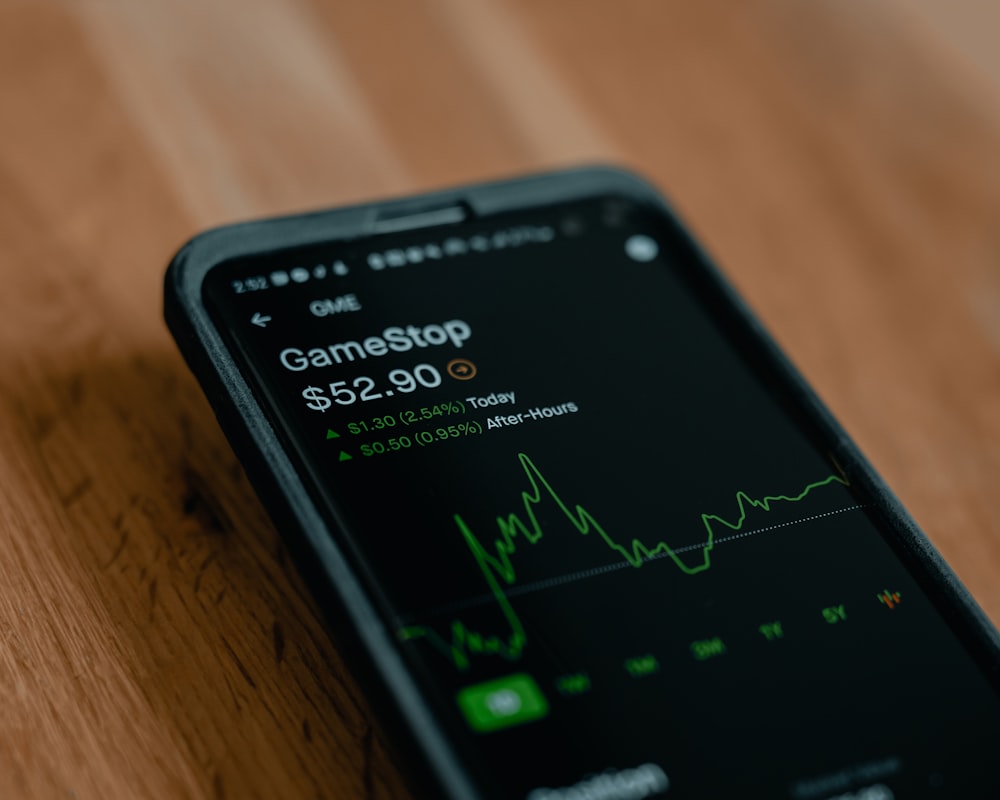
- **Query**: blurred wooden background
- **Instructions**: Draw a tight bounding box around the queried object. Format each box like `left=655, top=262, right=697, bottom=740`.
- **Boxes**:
left=2, top=1, right=999, bottom=797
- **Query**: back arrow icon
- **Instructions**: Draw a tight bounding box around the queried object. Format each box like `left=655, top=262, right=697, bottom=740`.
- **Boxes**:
left=251, top=312, right=272, bottom=328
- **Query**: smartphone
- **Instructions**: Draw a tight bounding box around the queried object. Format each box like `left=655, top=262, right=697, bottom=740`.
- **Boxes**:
left=164, top=166, right=1000, bottom=799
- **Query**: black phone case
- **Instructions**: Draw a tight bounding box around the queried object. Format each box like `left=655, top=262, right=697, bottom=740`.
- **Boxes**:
left=164, top=165, right=1000, bottom=799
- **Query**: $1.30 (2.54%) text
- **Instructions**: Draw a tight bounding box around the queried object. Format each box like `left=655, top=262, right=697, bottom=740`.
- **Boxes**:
left=303, top=363, right=441, bottom=410
left=347, top=402, right=468, bottom=434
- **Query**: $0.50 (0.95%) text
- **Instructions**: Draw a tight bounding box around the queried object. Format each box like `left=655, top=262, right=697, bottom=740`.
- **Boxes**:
left=358, top=423, right=484, bottom=456
left=303, top=363, right=442, bottom=410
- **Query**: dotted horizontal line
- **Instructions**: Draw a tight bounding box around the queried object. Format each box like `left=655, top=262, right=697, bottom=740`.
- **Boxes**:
left=395, top=504, right=867, bottom=625
left=668, top=504, right=866, bottom=556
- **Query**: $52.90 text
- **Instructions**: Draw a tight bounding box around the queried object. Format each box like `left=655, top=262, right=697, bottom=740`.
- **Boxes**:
left=302, top=363, right=442, bottom=410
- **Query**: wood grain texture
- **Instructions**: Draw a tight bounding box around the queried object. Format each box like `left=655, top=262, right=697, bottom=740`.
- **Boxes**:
left=1, top=1, right=998, bottom=797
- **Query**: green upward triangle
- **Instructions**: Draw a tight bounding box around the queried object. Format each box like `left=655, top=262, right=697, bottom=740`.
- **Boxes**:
left=338, top=451, right=352, bottom=462
left=326, top=429, right=340, bottom=439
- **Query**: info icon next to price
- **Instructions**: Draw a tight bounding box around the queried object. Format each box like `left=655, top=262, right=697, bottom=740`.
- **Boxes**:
left=447, top=358, right=477, bottom=380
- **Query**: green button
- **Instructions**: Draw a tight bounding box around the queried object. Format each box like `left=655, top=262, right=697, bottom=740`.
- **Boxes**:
left=456, top=673, right=549, bottom=733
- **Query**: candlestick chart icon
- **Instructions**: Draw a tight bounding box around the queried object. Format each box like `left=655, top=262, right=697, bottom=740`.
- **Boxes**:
left=878, top=589, right=902, bottom=609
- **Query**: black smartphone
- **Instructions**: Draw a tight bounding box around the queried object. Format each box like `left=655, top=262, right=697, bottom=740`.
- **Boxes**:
left=164, top=167, right=1000, bottom=799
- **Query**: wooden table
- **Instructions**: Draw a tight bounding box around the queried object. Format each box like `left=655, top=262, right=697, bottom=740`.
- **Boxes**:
left=2, top=1, right=999, bottom=797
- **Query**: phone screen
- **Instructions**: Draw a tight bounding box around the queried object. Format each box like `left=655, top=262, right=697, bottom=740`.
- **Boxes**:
left=202, top=195, right=1000, bottom=798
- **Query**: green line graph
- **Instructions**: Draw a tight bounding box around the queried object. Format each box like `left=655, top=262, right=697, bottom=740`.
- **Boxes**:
left=397, top=453, right=849, bottom=670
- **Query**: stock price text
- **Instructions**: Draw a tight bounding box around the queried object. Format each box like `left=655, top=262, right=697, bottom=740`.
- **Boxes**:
left=303, top=364, right=442, bottom=411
